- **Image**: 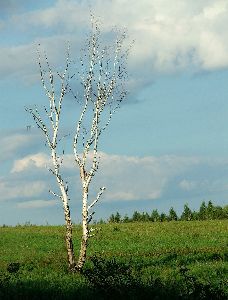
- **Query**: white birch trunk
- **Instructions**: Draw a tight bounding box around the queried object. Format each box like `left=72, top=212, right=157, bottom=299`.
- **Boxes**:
left=60, top=184, right=75, bottom=270
left=26, top=46, right=77, bottom=272
left=76, top=186, right=89, bottom=271
left=72, top=21, right=130, bottom=272
left=51, top=149, right=76, bottom=270
left=27, top=20, right=130, bottom=273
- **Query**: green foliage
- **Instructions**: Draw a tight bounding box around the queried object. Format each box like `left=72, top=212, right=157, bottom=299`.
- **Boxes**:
left=122, top=214, right=130, bottom=223
left=151, top=209, right=160, bottom=222
left=95, top=218, right=105, bottom=225
left=107, top=201, right=228, bottom=224
left=181, top=204, right=193, bottom=221
left=132, top=211, right=142, bottom=222
left=207, top=200, right=215, bottom=219
left=108, top=212, right=121, bottom=223
left=169, top=207, right=178, bottom=221
left=108, top=213, right=115, bottom=223
left=160, top=212, right=168, bottom=222
left=199, top=201, right=207, bottom=220
left=83, top=255, right=139, bottom=297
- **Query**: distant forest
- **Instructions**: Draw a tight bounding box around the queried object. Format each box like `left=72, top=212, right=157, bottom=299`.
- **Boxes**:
left=98, top=201, right=228, bottom=224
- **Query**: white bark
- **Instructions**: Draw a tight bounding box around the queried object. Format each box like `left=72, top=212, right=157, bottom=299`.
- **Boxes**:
left=73, top=20, right=130, bottom=272
left=26, top=18, right=130, bottom=273
left=26, top=45, right=76, bottom=271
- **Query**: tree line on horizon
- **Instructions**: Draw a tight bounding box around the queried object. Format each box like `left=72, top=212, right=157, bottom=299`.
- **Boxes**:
left=102, top=201, right=228, bottom=223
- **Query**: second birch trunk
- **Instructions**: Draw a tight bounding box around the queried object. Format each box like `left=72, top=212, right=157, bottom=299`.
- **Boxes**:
left=76, top=185, right=89, bottom=272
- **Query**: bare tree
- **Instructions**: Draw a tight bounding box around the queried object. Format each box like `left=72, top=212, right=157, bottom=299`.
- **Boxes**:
left=72, top=20, right=130, bottom=272
left=25, top=46, right=76, bottom=271
left=26, top=18, right=130, bottom=272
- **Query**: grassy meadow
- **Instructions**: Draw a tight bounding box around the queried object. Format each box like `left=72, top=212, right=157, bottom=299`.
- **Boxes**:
left=0, top=220, right=227, bottom=299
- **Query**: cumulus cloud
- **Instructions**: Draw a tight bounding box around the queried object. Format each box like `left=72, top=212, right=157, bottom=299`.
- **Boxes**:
left=11, top=151, right=228, bottom=204
left=1, top=0, right=228, bottom=88
left=0, top=44, right=35, bottom=80
left=0, top=179, right=47, bottom=201
left=0, top=35, right=75, bottom=81
left=10, top=0, right=228, bottom=72
left=11, top=152, right=50, bottom=173
left=0, top=131, right=43, bottom=162
left=96, top=153, right=201, bottom=201
left=179, top=179, right=197, bottom=191
left=17, top=199, right=57, bottom=209
left=178, top=178, right=216, bottom=192
left=11, top=0, right=90, bottom=30
left=10, top=152, right=77, bottom=175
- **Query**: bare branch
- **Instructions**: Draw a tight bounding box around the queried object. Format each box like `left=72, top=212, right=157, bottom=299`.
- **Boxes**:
left=26, top=45, right=77, bottom=271
left=49, top=189, right=63, bottom=199
left=27, top=17, right=131, bottom=273
left=87, top=211, right=95, bottom=224
left=88, top=187, right=106, bottom=211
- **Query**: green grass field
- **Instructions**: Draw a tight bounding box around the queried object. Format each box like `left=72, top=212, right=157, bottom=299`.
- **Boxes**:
left=0, top=220, right=227, bottom=299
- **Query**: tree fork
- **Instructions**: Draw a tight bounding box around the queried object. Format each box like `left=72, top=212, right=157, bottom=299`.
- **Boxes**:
left=27, top=17, right=130, bottom=273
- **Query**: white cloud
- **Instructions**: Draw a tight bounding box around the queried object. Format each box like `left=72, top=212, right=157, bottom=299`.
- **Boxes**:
left=1, top=0, right=228, bottom=85
left=0, top=35, right=76, bottom=81
left=11, top=152, right=50, bottom=173
left=9, top=0, right=228, bottom=73
left=96, top=153, right=201, bottom=201
left=17, top=199, right=57, bottom=209
left=10, top=151, right=202, bottom=202
left=203, top=1, right=227, bottom=19
left=8, top=151, right=228, bottom=204
left=10, top=152, right=77, bottom=174
left=179, top=179, right=197, bottom=191
left=179, top=179, right=213, bottom=192
left=104, top=191, right=138, bottom=201
left=0, top=179, right=47, bottom=201
left=0, top=132, right=42, bottom=162
left=0, top=44, right=35, bottom=80
left=11, top=0, right=89, bottom=30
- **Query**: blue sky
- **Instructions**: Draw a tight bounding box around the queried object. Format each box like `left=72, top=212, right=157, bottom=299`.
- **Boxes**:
left=1, top=0, right=228, bottom=225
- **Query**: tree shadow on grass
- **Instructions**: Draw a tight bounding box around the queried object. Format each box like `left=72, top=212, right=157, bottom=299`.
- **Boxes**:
left=82, top=256, right=227, bottom=300
left=0, top=258, right=227, bottom=300
left=0, top=279, right=91, bottom=300
left=0, top=277, right=226, bottom=300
